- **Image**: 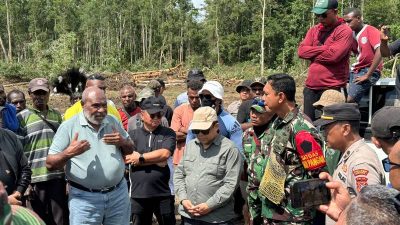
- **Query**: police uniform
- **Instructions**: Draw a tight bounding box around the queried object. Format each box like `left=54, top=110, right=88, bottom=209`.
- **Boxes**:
left=259, top=107, right=326, bottom=225
left=333, top=139, right=385, bottom=196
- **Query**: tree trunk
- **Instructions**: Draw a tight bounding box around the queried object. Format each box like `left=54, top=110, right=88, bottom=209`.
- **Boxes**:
left=215, top=4, right=220, bottom=65
left=5, top=0, right=12, bottom=62
left=260, top=0, right=266, bottom=76
left=0, top=35, right=8, bottom=63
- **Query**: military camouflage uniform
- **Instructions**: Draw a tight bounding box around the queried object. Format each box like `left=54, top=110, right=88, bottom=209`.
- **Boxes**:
left=257, top=107, right=326, bottom=225
left=243, top=123, right=273, bottom=225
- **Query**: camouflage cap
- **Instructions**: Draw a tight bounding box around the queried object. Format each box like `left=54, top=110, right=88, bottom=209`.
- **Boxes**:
left=146, top=80, right=161, bottom=90
left=250, top=77, right=267, bottom=87
left=135, top=87, right=155, bottom=102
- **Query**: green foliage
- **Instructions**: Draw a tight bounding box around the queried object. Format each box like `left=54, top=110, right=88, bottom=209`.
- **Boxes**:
left=0, top=0, right=399, bottom=81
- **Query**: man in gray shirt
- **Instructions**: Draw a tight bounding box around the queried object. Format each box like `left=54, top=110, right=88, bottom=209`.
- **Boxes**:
left=174, top=106, right=241, bottom=225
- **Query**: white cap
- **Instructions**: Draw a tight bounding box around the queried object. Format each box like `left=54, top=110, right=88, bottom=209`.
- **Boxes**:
left=199, top=81, right=224, bottom=100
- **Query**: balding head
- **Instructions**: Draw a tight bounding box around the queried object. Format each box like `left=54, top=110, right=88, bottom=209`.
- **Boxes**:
left=81, top=87, right=107, bottom=126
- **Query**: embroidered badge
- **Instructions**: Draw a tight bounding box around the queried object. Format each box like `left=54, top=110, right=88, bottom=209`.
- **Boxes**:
left=353, top=169, right=369, bottom=176
left=295, top=130, right=326, bottom=170
left=355, top=177, right=368, bottom=192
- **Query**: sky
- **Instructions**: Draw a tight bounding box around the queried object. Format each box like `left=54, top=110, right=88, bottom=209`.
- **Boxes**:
left=192, top=0, right=205, bottom=9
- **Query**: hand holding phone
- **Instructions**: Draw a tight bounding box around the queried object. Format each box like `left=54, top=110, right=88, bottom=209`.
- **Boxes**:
left=290, top=178, right=331, bottom=208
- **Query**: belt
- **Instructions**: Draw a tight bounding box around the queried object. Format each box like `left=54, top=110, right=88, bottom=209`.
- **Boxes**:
left=68, top=179, right=122, bottom=193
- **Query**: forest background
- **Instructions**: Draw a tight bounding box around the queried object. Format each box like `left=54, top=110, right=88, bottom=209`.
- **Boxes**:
left=0, top=0, right=400, bottom=82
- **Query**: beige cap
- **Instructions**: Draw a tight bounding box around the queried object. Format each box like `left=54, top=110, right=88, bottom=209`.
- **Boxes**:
left=313, top=89, right=345, bottom=107
left=189, top=107, right=218, bottom=130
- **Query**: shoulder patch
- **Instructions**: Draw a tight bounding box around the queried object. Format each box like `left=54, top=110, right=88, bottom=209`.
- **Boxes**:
left=353, top=169, right=369, bottom=176
left=295, top=130, right=326, bottom=170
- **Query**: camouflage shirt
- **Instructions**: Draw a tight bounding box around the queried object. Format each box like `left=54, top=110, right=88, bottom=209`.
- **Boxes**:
left=259, top=107, right=326, bottom=224
left=243, top=120, right=275, bottom=225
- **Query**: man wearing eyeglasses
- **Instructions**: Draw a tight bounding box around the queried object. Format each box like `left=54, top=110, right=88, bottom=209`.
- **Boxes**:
left=371, top=106, right=400, bottom=190
left=298, top=0, right=353, bottom=121
left=237, top=78, right=267, bottom=131
left=174, top=106, right=241, bottom=225
left=125, top=96, right=177, bottom=225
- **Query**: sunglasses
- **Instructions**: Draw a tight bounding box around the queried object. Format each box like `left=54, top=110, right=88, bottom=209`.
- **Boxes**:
left=382, top=158, right=400, bottom=172
left=252, top=99, right=265, bottom=107
left=11, top=100, right=25, bottom=104
left=315, top=12, right=328, bottom=18
left=149, top=112, right=164, bottom=119
left=192, top=122, right=216, bottom=135
left=199, top=94, right=213, bottom=100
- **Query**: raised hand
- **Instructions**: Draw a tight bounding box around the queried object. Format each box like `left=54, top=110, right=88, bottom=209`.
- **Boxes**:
left=380, top=25, right=389, bottom=42
left=66, top=133, right=90, bottom=157
left=103, top=127, right=125, bottom=146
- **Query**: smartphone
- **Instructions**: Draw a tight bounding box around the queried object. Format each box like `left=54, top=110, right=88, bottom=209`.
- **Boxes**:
left=290, top=178, right=331, bottom=208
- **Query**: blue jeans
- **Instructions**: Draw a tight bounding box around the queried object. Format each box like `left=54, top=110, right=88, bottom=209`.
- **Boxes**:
left=68, top=180, right=130, bottom=225
left=348, top=67, right=380, bottom=103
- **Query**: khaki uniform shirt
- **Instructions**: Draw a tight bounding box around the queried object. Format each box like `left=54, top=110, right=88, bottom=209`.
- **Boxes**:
left=333, top=139, right=386, bottom=196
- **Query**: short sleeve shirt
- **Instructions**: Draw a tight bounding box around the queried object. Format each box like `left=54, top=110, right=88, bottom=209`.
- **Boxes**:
left=49, top=113, right=128, bottom=189
left=351, top=25, right=383, bottom=72
left=128, top=126, right=176, bottom=198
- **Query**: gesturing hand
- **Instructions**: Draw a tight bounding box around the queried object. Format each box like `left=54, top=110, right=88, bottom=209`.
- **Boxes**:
left=66, top=133, right=90, bottom=157
left=103, top=127, right=125, bottom=146
left=380, top=25, right=389, bottom=42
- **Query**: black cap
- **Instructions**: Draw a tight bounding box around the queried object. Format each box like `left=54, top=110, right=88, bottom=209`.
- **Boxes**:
left=371, top=106, right=400, bottom=139
left=235, top=80, right=253, bottom=93
left=250, top=77, right=267, bottom=87
left=187, top=69, right=206, bottom=83
left=314, top=103, right=361, bottom=127
left=140, top=96, right=165, bottom=114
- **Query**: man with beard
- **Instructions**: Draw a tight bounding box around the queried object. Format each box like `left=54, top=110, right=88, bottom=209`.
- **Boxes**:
left=125, top=96, right=176, bottom=225
left=185, top=81, right=243, bottom=154
left=46, top=87, right=133, bottom=225
left=118, top=84, right=141, bottom=130
left=7, top=89, right=26, bottom=114
left=17, top=78, right=68, bottom=225
left=171, top=80, right=203, bottom=166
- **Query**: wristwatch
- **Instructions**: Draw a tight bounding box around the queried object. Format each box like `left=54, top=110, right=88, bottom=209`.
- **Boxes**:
left=139, top=153, right=145, bottom=164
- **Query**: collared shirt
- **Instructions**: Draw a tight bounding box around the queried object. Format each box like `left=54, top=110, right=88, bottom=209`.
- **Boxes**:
left=17, top=107, right=63, bottom=183
left=174, top=135, right=241, bottom=223
left=118, top=107, right=141, bottom=130
left=128, top=125, right=176, bottom=198
left=226, top=100, right=241, bottom=119
left=49, top=112, right=129, bottom=189
left=186, top=110, right=243, bottom=155
left=333, top=139, right=385, bottom=196
left=174, top=92, right=188, bottom=108
left=0, top=128, right=31, bottom=195
left=170, top=103, right=195, bottom=165
left=64, top=99, right=122, bottom=122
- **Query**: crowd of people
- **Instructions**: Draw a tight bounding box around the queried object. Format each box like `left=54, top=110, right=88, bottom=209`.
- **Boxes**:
left=1, top=0, right=400, bottom=225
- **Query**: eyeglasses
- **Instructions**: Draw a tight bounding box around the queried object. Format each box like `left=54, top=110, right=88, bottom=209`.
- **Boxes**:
left=315, top=13, right=328, bottom=18
left=199, top=94, right=213, bottom=100
left=382, top=158, right=400, bottom=172
left=149, top=112, right=163, bottom=119
left=192, top=122, right=216, bottom=135
left=251, top=88, right=263, bottom=92
left=11, top=100, right=25, bottom=105
left=252, top=99, right=265, bottom=107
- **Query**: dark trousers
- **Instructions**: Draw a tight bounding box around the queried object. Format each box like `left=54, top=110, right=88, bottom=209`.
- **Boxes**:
left=131, top=196, right=176, bottom=225
left=303, top=87, right=325, bottom=122
left=27, top=179, right=69, bottom=225
left=182, top=217, right=234, bottom=225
